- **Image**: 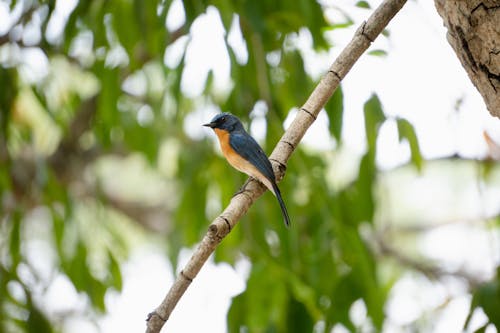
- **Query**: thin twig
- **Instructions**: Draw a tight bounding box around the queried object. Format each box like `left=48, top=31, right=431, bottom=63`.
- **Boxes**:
left=145, top=0, right=408, bottom=331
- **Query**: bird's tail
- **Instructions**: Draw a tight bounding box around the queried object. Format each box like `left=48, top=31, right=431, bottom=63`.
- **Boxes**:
left=272, top=182, right=291, bottom=228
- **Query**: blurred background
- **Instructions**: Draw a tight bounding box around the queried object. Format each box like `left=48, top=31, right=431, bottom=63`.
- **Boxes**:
left=0, top=0, right=499, bottom=332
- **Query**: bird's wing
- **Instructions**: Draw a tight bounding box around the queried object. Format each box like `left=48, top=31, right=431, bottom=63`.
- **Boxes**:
left=229, top=131, right=276, bottom=182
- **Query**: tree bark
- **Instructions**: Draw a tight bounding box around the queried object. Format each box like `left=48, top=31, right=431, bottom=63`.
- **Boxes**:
left=434, top=0, right=500, bottom=118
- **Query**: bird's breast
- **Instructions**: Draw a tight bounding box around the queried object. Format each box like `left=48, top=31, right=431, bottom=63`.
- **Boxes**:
left=214, top=128, right=249, bottom=171
left=213, top=128, right=274, bottom=193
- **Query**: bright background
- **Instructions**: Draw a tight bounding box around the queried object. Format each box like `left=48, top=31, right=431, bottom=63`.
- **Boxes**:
left=1, top=0, right=499, bottom=332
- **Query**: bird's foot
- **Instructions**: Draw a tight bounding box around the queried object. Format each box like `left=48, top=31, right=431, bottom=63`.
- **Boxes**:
left=233, top=177, right=254, bottom=197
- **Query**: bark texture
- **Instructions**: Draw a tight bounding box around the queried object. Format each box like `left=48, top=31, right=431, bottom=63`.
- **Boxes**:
left=435, top=0, right=500, bottom=117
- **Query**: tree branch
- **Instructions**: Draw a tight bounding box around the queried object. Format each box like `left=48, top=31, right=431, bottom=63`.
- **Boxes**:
left=145, top=0, right=408, bottom=331
left=434, top=0, right=500, bottom=118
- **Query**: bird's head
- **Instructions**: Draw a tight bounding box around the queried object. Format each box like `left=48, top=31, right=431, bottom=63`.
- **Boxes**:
left=203, top=113, right=243, bottom=132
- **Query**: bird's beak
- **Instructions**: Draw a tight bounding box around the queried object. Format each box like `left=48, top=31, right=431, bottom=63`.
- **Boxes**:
left=203, top=122, right=217, bottom=128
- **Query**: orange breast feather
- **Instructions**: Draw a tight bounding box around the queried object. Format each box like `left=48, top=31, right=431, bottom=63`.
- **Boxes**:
left=214, top=128, right=274, bottom=193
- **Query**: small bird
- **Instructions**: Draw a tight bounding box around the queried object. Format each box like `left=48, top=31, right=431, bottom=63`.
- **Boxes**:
left=204, top=113, right=290, bottom=227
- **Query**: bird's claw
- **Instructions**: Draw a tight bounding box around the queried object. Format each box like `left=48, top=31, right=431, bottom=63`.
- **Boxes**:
left=233, top=177, right=254, bottom=197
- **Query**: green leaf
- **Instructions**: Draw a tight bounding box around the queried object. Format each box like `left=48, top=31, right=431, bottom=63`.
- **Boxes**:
left=288, top=273, right=322, bottom=320
left=355, top=151, right=376, bottom=223
left=273, top=50, right=312, bottom=114
left=363, top=94, right=385, bottom=153
left=9, top=0, right=18, bottom=10
left=27, top=304, right=53, bottom=333
left=89, top=275, right=107, bottom=312
left=396, top=118, right=423, bottom=172
left=66, top=240, right=88, bottom=292
left=108, top=251, right=123, bottom=291
left=473, top=324, right=488, bottom=333
left=470, top=280, right=500, bottom=330
left=122, top=119, right=160, bottom=163
left=355, top=1, right=371, bottom=9
left=325, top=86, right=344, bottom=143
left=9, top=211, right=22, bottom=268
left=228, top=263, right=288, bottom=332
left=50, top=207, right=65, bottom=257
left=368, top=49, right=388, bottom=57
left=95, top=66, right=120, bottom=146
left=286, top=297, right=314, bottom=332
left=227, top=290, right=246, bottom=333
left=479, top=159, right=495, bottom=180
left=328, top=271, right=359, bottom=331
left=329, top=21, right=355, bottom=30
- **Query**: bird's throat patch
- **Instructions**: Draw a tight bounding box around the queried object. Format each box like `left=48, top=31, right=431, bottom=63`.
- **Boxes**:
left=214, top=128, right=231, bottom=153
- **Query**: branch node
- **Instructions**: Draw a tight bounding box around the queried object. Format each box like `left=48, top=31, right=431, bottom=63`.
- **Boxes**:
left=300, top=107, right=317, bottom=120
left=269, top=158, right=287, bottom=172
left=146, top=311, right=167, bottom=323
left=358, top=21, right=375, bottom=42
left=281, top=140, right=295, bottom=150
left=220, top=216, right=232, bottom=232
left=180, top=270, right=194, bottom=282
left=328, top=70, right=342, bottom=81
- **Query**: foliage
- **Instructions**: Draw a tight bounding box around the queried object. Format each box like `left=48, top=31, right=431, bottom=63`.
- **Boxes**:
left=0, top=0, right=498, bottom=332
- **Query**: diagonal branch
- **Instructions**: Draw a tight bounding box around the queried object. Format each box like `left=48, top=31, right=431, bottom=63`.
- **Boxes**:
left=145, top=0, right=408, bottom=331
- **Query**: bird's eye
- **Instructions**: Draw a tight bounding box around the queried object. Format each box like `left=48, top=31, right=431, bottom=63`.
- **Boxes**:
left=221, top=117, right=226, bottom=122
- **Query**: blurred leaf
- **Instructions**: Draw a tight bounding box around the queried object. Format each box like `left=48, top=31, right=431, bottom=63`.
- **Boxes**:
left=135, top=0, right=168, bottom=58
left=466, top=278, right=500, bottom=330
left=62, top=239, right=106, bottom=312
left=325, top=86, right=344, bottom=143
left=273, top=50, right=312, bottom=114
left=286, top=297, right=315, bottom=332
left=112, top=1, right=140, bottom=67
left=108, top=250, right=123, bottom=291
left=363, top=94, right=385, bottom=153
left=123, top=119, right=160, bottom=163
left=328, top=271, right=358, bottom=330
left=88, top=275, right=108, bottom=312
left=330, top=21, right=355, bottom=30
left=65, top=240, right=88, bottom=292
left=27, top=303, right=53, bottom=333
left=473, top=324, right=488, bottom=333
left=288, top=272, right=321, bottom=318
left=355, top=151, right=376, bottom=223
left=50, top=207, right=66, bottom=259
left=228, top=263, right=288, bottom=332
left=0, top=69, right=15, bottom=193
left=397, top=117, right=423, bottom=172
left=9, top=0, right=18, bottom=10
left=479, top=159, right=496, bottom=180
left=368, top=49, right=388, bottom=57
left=0, top=67, right=16, bottom=128
left=9, top=212, right=22, bottom=268
left=356, top=1, right=371, bottom=9
left=94, top=66, right=120, bottom=147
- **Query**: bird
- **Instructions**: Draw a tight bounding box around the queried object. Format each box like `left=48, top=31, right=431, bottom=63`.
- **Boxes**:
left=204, top=112, right=290, bottom=227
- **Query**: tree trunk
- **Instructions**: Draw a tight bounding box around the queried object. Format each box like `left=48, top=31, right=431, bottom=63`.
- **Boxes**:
left=434, top=0, right=499, bottom=118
